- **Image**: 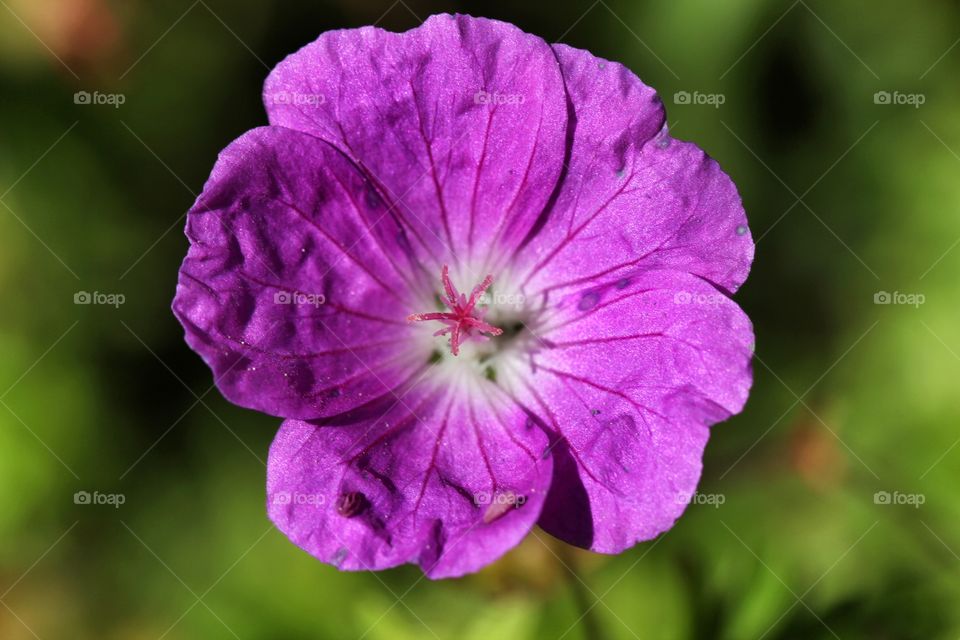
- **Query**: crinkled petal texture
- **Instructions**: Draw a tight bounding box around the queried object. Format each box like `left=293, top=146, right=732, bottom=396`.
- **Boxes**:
left=525, top=270, right=753, bottom=552
left=513, top=44, right=753, bottom=297
left=176, top=13, right=755, bottom=577
left=267, top=383, right=553, bottom=578
left=499, top=44, right=754, bottom=553
left=173, top=126, right=427, bottom=420
left=264, top=13, right=568, bottom=265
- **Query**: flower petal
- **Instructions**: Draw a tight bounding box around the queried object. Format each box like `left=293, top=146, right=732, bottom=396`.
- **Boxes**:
left=264, top=13, right=568, bottom=265
left=514, top=44, right=752, bottom=298
left=523, top=270, right=753, bottom=552
left=173, top=126, right=426, bottom=420
left=267, top=383, right=553, bottom=578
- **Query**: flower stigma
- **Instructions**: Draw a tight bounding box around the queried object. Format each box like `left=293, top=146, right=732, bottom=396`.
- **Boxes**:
left=407, top=265, right=503, bottom=356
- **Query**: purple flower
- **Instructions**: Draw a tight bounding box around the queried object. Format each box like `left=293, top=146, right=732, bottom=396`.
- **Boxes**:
left=173, top=14, right=754, bottom=578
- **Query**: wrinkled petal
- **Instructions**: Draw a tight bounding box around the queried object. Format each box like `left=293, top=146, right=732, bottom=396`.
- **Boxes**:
left=173, top=126, right=426, bottom=420
left=520, top=270, right=753, bottom=552
left=514, top=44, right=753, bottom=298
left=264, top=13, right=568, bottom=265
left=267, top=382, right=553, bottom=578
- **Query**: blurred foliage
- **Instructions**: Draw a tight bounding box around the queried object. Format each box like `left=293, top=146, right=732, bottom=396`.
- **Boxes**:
left=2, top=0, right=959, bottom=638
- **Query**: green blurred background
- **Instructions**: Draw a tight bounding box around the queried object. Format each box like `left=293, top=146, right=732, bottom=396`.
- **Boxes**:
left=1, top=0, right=958, bottom=638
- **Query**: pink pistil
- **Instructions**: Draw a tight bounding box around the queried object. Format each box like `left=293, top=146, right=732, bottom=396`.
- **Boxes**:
left=407, top=265, right=503, bottom=356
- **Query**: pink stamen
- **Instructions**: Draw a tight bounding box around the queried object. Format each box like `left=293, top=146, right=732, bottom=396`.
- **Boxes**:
left=407, top=265, right=503, bottom=356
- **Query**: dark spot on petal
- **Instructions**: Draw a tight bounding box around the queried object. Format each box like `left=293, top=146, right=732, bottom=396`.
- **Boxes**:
left=578, top=291, right=600, bottom=311
left=427, top=350, right=442, bottom=365
left=441, top=477, right=476, bottom=505
left=615, top=278, right=631, bottom=290
left=356, top=459, right=397, bottom=494
left=395, top=230, right=414, bottom=257
left=484, top=366, right=497, bottom=383
left=482, top=491, right=526, bottom=524
left=285, top=360, right=315, bottom=400
left=591, top=409, right=602, bottom=416
left=336, top=491, right=368, bottom=518
left=363, top=183, right=383, bottom=209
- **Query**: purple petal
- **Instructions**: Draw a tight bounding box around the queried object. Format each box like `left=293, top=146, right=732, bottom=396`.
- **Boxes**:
left=263, top=13, right=568, bottom=264
left=173, top=126, right=426, bottom=420
left=525, top=270, right=753, bottom=552
left=267, top=384, right=553, bottom=578
left=514, top=44, right=753, bottom=298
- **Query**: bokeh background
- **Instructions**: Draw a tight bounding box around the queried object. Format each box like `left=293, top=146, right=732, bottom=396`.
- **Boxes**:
left=1, top=0, right=958, bottom=638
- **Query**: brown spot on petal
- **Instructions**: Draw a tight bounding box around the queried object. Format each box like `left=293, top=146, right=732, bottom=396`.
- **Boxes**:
left=482, top=491, right=526, bottom=524
left=336, top=491, right=367, bottom=518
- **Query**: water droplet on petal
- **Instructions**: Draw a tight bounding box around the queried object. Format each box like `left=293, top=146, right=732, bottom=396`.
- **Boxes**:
left=736, top=224, right=748, bottom=236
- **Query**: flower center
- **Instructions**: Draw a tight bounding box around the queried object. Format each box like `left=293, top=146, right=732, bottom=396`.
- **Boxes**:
left=407, top=265, right=503, bottom=356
